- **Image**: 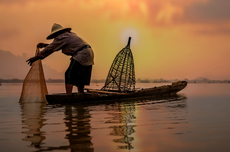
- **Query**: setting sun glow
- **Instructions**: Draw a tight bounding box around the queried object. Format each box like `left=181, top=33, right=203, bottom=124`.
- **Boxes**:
left=0, top=0, right=230, bottom=80
left=121, top=28, right=139, bottom=46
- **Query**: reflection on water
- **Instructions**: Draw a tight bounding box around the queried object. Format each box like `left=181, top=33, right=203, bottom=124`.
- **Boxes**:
left=106, top=102, right=136, bottom=150
left=99, top=95, right=187, bottom=151
left=20, top=101, right=94, bottom=151
left=64, top=105, right=94, bottom=152
left=20, top=94, right=187, bottom=152
left=20, top=102, right=47, bottom=148
left=3, top=83, right=229, bottom=152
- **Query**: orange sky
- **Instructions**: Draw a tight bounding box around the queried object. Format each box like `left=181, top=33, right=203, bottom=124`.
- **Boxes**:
left=1, top=0, right=230, bottom=80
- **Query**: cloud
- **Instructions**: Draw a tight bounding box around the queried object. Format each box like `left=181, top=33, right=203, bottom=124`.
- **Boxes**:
left=137, top=0, right=230, bottom=35
left=2, top=0, right=230, bottom=24
left=180, top=0, right=230, bottom=23
left=191, top=26, right=230, bottom=35
left=0, top=28, right=20, bottom=40
left=0, top=0, right=47, bottom=5
left=173, top=0, right=230, bottom=35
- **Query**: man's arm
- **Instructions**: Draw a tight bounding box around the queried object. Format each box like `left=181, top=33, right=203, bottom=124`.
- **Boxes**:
left=37, top=43, right=49, bottom=48
left=26, top=33, right=69, bottom=66
left=26, top=43, right=49, bottom=66
left=26, top=56, right=39, bottom=66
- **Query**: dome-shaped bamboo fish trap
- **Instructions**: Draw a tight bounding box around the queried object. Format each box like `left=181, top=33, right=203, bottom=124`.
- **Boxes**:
left=101, top=37, right=135, bottom=92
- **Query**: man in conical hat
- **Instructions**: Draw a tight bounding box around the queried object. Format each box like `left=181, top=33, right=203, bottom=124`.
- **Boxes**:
left=27, top=23, right=94, bottom=95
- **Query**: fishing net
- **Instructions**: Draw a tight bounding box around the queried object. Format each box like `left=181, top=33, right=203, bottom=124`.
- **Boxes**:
left=19, top=47, right=48, bottom=103
left=101, top=37, right=135, bottom=92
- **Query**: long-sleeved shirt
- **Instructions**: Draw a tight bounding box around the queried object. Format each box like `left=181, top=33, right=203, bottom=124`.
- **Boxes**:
left=37, top=32, right=94, bottom=66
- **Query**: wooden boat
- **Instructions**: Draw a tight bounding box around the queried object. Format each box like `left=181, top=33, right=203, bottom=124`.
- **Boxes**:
left=46, top=81, right=187, bottom=104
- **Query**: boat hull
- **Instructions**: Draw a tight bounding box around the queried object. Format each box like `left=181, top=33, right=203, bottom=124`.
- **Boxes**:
left=46, top=81, right=187, bottom=104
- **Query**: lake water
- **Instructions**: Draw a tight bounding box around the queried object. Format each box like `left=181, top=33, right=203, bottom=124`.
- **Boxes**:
left=0, top=83, right=230, bottom=152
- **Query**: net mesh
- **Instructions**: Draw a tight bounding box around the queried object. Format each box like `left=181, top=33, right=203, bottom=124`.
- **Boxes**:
left=19, top=48, right=48, bottom=103
left=101, top=37, right=135, bottom=92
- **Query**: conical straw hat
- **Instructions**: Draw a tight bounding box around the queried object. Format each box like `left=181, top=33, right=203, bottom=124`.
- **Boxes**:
left=46, top=23, right=71, bottom=39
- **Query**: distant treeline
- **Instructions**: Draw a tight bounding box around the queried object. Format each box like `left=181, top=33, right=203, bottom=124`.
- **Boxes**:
left=1, top=77, right=230, bottom=83
left=0, top=78, right=65, bottom=83
left=137, top=78, right=230, bottom=83
left=0, top=78, right=105, bottom=83
left=136, top=78, right=230, bottom=83
left=0, top=78, right=24, bottom=83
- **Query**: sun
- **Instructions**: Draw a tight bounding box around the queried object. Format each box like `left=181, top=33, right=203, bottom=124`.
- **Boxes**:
left=121, top=28, right=139, bottom=46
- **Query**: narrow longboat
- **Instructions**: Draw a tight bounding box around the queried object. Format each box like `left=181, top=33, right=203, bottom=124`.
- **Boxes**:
left=46, top=37, right=187, bottom=104
left=46, top=81, right=187, bottom=104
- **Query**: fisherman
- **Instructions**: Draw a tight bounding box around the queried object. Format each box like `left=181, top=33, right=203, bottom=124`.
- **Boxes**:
left=27, top=23, right=94, bottom=95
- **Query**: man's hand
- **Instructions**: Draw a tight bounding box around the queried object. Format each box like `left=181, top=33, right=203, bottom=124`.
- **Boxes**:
left=26, top=56, right=39, bottom=66
left=37, top=43, right=49, bottom=48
